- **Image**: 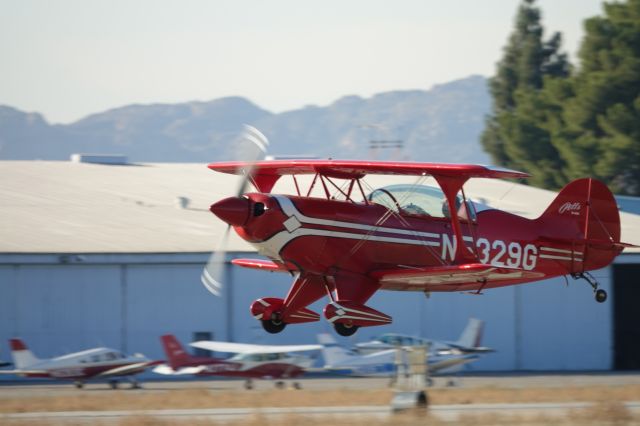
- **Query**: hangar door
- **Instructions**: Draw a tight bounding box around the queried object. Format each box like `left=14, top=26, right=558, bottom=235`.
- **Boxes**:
left=613, top=264, right=640, bottom=370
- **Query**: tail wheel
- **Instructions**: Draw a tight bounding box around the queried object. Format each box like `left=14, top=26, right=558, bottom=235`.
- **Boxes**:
left=334, top=322, right=359, bottom=336
left=595, top=289, right=607, bottom=303
left=262, top=317, right=286, bottom=334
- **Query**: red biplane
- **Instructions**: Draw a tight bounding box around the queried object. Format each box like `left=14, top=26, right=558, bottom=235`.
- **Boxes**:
left=203, top=158, right=631, bottom=336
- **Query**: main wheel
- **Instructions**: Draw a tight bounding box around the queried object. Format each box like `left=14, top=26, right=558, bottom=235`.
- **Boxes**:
left=334, top=322, right=359, bottom=336
left=595, top=289, right=607, bottom=303
left=262, top=318, right=286, bottom=334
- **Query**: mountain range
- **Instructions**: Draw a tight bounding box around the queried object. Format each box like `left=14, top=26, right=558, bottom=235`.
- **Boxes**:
left=0, top=75, right=491, bottom=164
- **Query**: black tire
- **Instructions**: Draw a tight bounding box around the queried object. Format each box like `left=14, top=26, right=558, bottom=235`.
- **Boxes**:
left=334, top=322, right=359, bottom=336
left=595, top=289, right=607, bottom=303
left=109, top=380, right=118, bottom=390
left=262, top=318, right=286, bottom=334
left=74, top=381, right=84, bottom=389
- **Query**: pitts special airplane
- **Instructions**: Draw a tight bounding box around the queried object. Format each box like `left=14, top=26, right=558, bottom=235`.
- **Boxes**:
left=154, top=335, right=320, bottom=389
left=203, top=156, right=632, bottom=337
left=0, top=339, right=161, bottom=389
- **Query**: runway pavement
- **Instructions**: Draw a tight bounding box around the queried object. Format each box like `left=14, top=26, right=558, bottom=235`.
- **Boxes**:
left=3, top=371, right=640, bottom=395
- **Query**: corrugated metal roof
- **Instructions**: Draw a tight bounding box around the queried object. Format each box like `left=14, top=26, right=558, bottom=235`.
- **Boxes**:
left=1, top=161, right=638, bottom=253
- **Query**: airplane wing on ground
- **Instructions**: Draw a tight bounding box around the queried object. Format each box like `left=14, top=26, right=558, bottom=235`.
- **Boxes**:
left=0, top=369, right=45, bottom=375
left=190, top=341, right=322, bottom=354
left=152, top=364, right=207, bottom=375
left=370, top=263, right=544, bottom=291
left=430, top=354, right=479, bottom=375
left=97, top=360, right=163, bottom=377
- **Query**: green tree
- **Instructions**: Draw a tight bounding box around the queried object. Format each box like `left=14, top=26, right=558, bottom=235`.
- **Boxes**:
left=559, top=0, right=640, bottom=195
left=481, top=0, right=570, bottom=188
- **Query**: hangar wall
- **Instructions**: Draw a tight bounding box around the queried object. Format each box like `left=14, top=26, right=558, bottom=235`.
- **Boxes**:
left=0, top=252, right=620, bottom=375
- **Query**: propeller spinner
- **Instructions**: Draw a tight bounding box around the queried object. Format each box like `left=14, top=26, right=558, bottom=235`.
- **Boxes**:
left=200, top=125, right=270, bottom=296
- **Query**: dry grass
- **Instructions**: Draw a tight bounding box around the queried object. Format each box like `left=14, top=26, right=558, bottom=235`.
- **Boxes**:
left=2, top=383, right=640, bottom=426
left=1, top=384, right=640, bottom=414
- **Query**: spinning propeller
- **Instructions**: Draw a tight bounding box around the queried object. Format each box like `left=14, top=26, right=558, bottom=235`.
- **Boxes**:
left=200, top=125, right=270, bottom=296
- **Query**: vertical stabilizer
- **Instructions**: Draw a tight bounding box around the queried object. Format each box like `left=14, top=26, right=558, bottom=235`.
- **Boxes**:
left=456, top=318, right=484, bottom=349
left=160, top=335, right=193, bottom=369
left=317, top=333, right=354, bottom=367
left=539, top=178, right=623, bottom=271
left=9, top=339, right=41, bottom=369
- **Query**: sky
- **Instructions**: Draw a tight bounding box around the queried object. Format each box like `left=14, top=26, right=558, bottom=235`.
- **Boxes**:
left=0, top=0, right=604, bottom=124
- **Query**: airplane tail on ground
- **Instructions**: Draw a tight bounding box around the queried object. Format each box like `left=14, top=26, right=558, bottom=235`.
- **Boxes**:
left=9, top=339, right=41, bottom=369
left=455, top=318, right=483, bottom=349
left=538, top=178, right=628, bottom=272
left=317, top=333, right=355, bottom=366
left=160, top=335, right=195, bottom=369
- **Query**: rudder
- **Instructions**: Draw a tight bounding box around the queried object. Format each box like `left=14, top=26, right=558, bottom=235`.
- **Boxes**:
left=9, top=339, right=40, bottom=369
left=160, top=335, right=192, bottom=369
left=539, top=178, right=622, bottom=271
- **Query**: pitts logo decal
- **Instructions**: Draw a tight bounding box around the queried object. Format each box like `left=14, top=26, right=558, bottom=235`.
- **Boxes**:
left=559, top=202, right=581, bottom=215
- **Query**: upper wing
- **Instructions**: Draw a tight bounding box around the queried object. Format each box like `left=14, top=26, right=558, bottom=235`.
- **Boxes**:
left=190, top=340, right=321, bottom=354
left=208, top=160, right=528, bottom=192
left=371, top=263, right=544, bottom=291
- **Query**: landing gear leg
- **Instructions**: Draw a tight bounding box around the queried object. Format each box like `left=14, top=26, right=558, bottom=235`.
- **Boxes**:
left=244, top=379, right=254, bottom=390
left=573, top=272, right=607, bottom=303
left=128, top=377, right=142, bottom=389
left=74, top=381, right=84, bottom=389
left=109, top=380, right=119, bottom=390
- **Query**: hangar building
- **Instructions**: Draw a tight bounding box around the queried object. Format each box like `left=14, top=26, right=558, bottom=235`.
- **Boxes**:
left=1, top=158, right=639, bottom=374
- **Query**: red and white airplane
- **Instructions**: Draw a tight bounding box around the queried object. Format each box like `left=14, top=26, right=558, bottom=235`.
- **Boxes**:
left=154, top=335, right=321, bottom=389
left=203, top=158, right=632, bottom=337
left=0, top=339, right=161, bottom=389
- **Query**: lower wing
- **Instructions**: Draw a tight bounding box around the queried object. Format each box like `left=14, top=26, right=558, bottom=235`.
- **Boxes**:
left=371, top=263, right=544, bottom=291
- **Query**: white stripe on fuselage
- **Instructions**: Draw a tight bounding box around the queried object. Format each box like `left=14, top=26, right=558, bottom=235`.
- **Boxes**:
left=255, top=196, right=443, bottom=259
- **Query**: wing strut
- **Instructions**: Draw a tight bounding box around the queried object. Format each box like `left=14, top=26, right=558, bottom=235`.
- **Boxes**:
left=433, top=175, right=476, bottom=263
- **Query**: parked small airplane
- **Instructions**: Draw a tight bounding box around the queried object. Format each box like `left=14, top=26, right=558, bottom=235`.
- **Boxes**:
left=0, top=339, right=161, bottom=389
left=154, top=334, right=321, bottom=389
left=318, top=333, right=479, bottom=384
left=355, top=318, right=494, bottom=355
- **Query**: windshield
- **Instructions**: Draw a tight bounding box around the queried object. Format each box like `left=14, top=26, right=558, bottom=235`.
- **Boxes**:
left=367, top=184, right=476, bottom=221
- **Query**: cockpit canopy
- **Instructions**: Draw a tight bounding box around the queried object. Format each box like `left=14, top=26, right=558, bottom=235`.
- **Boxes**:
left=367, top=184, right=477, bottom=221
